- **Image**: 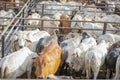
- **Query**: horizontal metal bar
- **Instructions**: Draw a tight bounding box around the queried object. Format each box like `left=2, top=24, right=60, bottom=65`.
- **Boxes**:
left=29, top=2, right=120, bottom=6
left=13, top=25, right=120, bottom=31
left=8, top=17, right=120, bottom=24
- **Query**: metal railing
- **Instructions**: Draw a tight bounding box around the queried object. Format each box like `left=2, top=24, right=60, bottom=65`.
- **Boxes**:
left=0, top=0, right=31, bottom=58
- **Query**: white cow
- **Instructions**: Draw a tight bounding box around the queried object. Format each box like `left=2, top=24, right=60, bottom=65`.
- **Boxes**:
left=40, top=16, right=60, bottom=34
left=71, top=14, right=83, bottom=33
left=115, top=55, right=120, bottom=79
left=27, top=12, right=41, bottom=26
left=85, top=40, right=109, bottom=79
left=66, top=37, right=97, bottom=72
left=0, top=47, right=38, bottom=78
left=11, top=29, right=50, bottom=52
left=0, top=9, right=15, bottom=25
left=52, top=12, right=62, bottom=31
left=97, top=33, right=120, bottom=45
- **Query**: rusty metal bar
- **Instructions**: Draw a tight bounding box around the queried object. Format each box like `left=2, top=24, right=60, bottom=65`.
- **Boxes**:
left=103, top=23, right=107, bottom=34
left=5, top=1, right=6, bottom=10
left=41, top=20, right=44, bottom=30
left=42, top=4, right=45, bottom=16
left=7, top=17, right=119, bottom=24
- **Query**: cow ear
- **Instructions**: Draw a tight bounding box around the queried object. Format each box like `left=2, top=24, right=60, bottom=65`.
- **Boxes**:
left=76, top=52, right=80, bottom=58
left=26, top=39, right=32, bottom=43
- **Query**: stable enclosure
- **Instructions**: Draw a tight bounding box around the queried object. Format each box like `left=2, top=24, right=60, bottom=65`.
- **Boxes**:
left=0, top=0, right=120, bottom=79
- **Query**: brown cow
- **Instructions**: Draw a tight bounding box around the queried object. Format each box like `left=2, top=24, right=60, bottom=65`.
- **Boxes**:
left=60, top=14, right=71, bottom=34
left=33, top=42, right=62, bottom=79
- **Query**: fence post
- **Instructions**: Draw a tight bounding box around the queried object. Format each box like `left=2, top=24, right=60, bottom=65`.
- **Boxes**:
left=42, top=4, right=44, bottom=16
left=2, top=35, right=5, bottom=58
left=79, top=5, right=81, bottom=10
left=41, top=20, right=44, bottom=30
left=21, top=8, right=25, bottom=30
left=103, top=23, right=107, bottom=34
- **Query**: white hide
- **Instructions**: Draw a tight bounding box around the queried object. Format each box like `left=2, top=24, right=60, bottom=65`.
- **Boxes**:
left=101, top=14, right=120, bottom=23
left=97, top=33, right=120, bottom=44
left=40, top=16, right=59, bottom=34
left=52, top=13, right=62, bottom=30
left=115, top=55, right=120, bottom=79
left=0, top=47, right=38, bottom=78
left=0, top=9, right=15, bottom=25
left=85, top=40, right=109, bottom=79
left=71, top=14, right=83, bottom=32
left=27, top=13, right=41, bottom=26
left=12, top=29, right=50, bottom=52
left=60, top=36, right=82, bottom=64
left=66, top=37, right=97, bottom=72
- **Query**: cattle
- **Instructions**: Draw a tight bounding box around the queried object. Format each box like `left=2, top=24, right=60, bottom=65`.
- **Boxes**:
left=59, top=32, right=91, bottom=75
left=85, top=40, right=109, bottom=79
left=40, top=16, right=60, bottom=34
left=52, top=13, right=62, bottom=32
left=115, top=55, right=120, bottom=79
left=60, top=14, right=71, bottom=34
left=0, top=9, right=15, bottom=26
left=66, top=37, right=97, bottom=74
left=62, top=32, right=80, bottom=40
left=36, top=33, right=58, bottom=55
left=0, top=47, right=38, bottom=78
left=33, top=42, right=62, bottom=79
left=27, top=12, right=41, bottom=26
left=97, top=33, right=120, bottom=45
left=96, top=0, right=108, bottom=11
left=71, top=14, right=83, bottom=33
left=106, top=41, right=120, bottom=79
left=11, top=29, right=50, bottom=52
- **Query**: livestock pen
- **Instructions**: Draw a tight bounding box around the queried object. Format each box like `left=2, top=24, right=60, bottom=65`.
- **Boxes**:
left=0, top=0, right=120, bottom=79
left=0, top=0, right=28, bottom=57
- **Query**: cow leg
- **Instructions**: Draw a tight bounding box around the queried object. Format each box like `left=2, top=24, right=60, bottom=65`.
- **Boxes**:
left=48, top=74, right=59, bottom=79
left=115, top=70, right=119, bottom=79
left=115, top=61, right=120, bottom=79
left=93, top=67, right=99, bottom=79
left=27, top=61, right=32, bottom=78
left=82, top=68, right=86, bottom=75
left=86, top=69, right=89, bottom=79
left=106, top=69, right=111, bottom=79
left=86, top=66, right=91, bottom=79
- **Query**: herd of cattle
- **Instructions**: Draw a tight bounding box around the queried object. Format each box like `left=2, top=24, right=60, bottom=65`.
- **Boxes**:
left=0, top=0, right=120, bottom=79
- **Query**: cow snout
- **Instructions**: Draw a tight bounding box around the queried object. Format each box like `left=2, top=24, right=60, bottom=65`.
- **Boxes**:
left=37, top=76, right=43, bottom=79
left=19, top=46, right=23, bottom=48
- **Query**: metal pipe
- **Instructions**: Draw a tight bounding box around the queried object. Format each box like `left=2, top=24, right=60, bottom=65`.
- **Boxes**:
left=103, top=23, right=107, bottom=34
left=2, top=35, right=5, bottom=58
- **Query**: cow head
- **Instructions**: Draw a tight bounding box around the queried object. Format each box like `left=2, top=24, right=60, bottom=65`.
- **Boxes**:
left=32, top=57, right=42, bottom=78
left=66, top=47, right=80, bottom=69
left=32, top=56, right=47, bottom=79
left=12, top=33, right=32, bottom=51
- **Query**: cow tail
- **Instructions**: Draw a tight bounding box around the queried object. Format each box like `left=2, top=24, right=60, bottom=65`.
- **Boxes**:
left=88, top=54, right=92, bottom=76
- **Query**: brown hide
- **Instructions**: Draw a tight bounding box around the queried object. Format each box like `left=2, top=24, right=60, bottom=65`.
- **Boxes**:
left=115, top=7, right=120, bottom=16
left=60, top=14, right=71, bottom=34
left=33, top=42, right=62, bottom=78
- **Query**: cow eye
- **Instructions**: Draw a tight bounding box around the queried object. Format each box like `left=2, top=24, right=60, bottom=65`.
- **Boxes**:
left=73, top=53, right=76, bottom=56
